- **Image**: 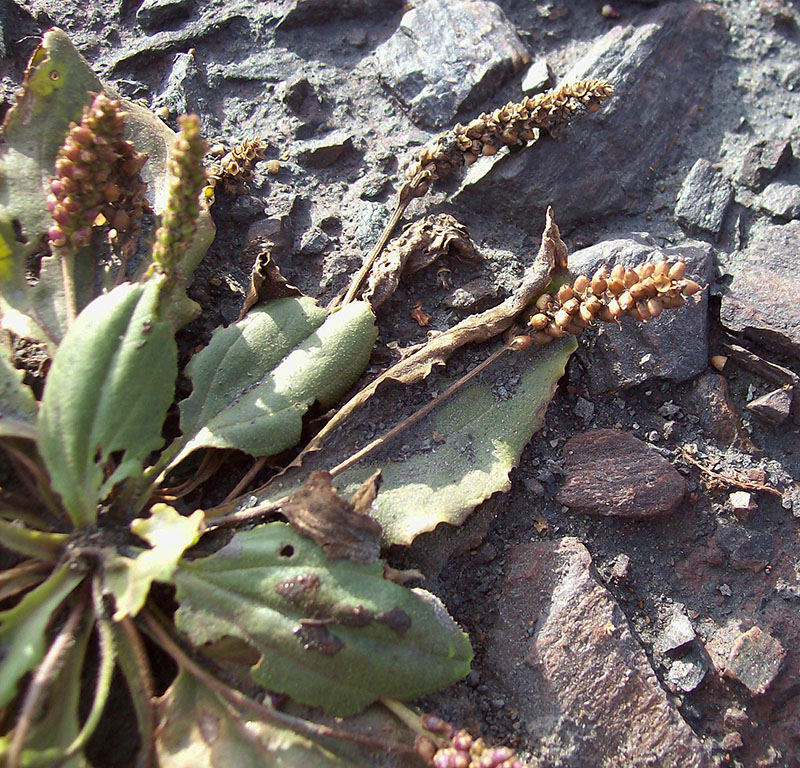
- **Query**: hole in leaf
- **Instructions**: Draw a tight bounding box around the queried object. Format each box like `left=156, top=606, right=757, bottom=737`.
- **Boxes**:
left=49, top=69, right=60, bottom=81
left=279, top=544, right=295, bottom=558
left=12, top=219, right=27, bottom=244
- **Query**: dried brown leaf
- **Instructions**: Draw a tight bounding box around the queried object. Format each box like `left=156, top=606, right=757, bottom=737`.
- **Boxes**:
left=239, top=248, right=302, bottom=319
left=410, top=301, right=430, bottom=326
left=363, top=214, right=477, bottom=309
left=281, top=471, right=383, bottom=562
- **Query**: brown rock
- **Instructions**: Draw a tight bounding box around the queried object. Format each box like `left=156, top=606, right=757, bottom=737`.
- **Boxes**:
left=724, top=626, right=786, bottom=695
left=747, top=387, right=793, bottom=425
left=486, top=538, right=710, bottom=767
left=556, top=429, right=686, bottom=518
left=686, top=371, right=755, bottom=451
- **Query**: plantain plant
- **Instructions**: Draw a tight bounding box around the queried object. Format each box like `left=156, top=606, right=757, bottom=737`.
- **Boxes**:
left=0, top=27, right=701, bottom=768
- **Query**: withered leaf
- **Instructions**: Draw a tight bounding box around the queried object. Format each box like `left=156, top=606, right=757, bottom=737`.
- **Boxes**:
left=410, top=301, right=431, bottom=326
left=281, top=471, right=382, bottom=562
left=239, top=248, right=302, bottom=319
left=364, top=214, right=477, bottom=310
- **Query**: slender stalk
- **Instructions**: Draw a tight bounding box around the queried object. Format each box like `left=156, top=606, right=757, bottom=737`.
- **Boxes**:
left=223, top=456, right=268, bottom=504
left=6, top=589, right=89, bottom=768
left=380, top=697, right=448, bottom=746
left=60, top=578, right=117, bottom=760
left=203, top=497, right=286, bottom=529
left=139, top=610, right=415, bottom=755
left=330, top=340, right=511, bottom=476
left=338, top=183, right=415, bottom=307
left=60, top=250, right=78, bottom=327
left=0, top=560, right=51, bottom=602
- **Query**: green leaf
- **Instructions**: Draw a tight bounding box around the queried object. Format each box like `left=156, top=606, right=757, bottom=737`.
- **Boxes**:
left=103, top=504, right=205, bottom=620
left=174, top=298, right=377, bottom=465
left=156, top=669, right=352, bottom=768
left=174, top=523, right=472, bottom=716
left=0, top=612, right=93, bottom=768
left=37, top=279, right=177, bottom=528
left=0, top=564, right=83, bottom=707
left=0, top=335, right=37, bottom=440
left=0, top=27, right=214, bottom=347
left=251, top=337, right=577, bottom=545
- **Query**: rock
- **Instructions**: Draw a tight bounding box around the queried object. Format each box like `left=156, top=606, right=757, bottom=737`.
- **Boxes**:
left=137, top=0, right=192, bottom=30
left=521, top=58, right=551, bottom=93
left=657, top=608, right=696, bottom=654
left=299, top=227, right=330, bottom=255
left=228, top=195, right=264, bottom=223
left=297, top=131, right=353, bottom=168
left=152, top=51, right=202, bottom=117
left=246, top=193, right=298, bottom=273
left=715, top=525, right=773, bottom=573
left=736, top=138, right=793, bottom=190
left=487, top=538, right=710, bottom=767
left=665, top=647, right=708, bottom=693
left=277, top=0, right=403, bottom=29
left=443, top=279, right=495, bottom=312
left=455, top=2, right=727, bottom=226
left=374, top=0, right=529, bottom=129
left=574, top=396, right=595, bottom=423
left=723, top=707, right=750, bottom=731
left=610, top=552, right=630, bottom=582
left=675, top=158, right=733, bottom=240
left=568, top=237, right=712, bottom=394
left=720, top=219, right=800, bottom=359
left=728, top=490, right=757, bottom=521
left=747, top=387, right=794, bottom=424
left=685, top=371, right=754, bottom=451
left=556, top=429, right=686, bottom=518
left=721, top=731, right=744, bottom=751
left=724, top=626, right=786, bottom=695
left=758, top=181, right=800, bottom=219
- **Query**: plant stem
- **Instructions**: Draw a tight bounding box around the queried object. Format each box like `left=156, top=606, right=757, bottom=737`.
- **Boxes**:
left=6, top=588, right=88, bottom=768
left=0, top=560, right=51, bottom=602
left=223, top=456, right=267, bottom=503
left=330, top=340, right=512, bottom=476
left=60, top=249, right=78, bottom=327
left=139, top=609, right=417, bottom=756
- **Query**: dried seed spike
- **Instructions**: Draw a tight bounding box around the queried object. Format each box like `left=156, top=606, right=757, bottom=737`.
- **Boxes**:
left=573, top=274, right=590, bottom=295
left=669, top=261, right=686, bottom=280
left=682, top=279, right=702, bottom=296
left=623, top=268, right=639, bottom=288
left=557, top=285, right=574, bottom=303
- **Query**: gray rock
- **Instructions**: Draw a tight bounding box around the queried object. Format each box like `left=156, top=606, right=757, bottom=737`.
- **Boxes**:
left=675, top=158, right=733, bottom=240
left=569, top=237, right=713, bottom=394
left=297, top=131, right=353, bottom=168
left=455, top=2, right=727, bottom=226
left=758, top=180, right=800, bottom=219
left=747, top=387, right=793, bottom=424
left=521, top=58, right=551, bottom=93
left=152, top=51, right=201, bottom=116
left=665, top=647, right=708, bottom=694
left=137, top=0, right=192, bottom=30
left=736, top=138, right=793, bottom=190
left=374, top=0, right=529, bottom=129
left=720, top=219, right=800, bottom=358
left=574, top=396, right=595, bottom=423
left=277, top=0, right=403, bottom=29
left=299, top=227, right=330, bottom=255
left=487, top=538, right=710, bottom=766
left=444, top=279, right=495, bottom=311
left=657, top=608, right=696, bottom=654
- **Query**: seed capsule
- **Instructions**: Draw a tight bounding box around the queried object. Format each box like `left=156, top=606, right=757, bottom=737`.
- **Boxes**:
left=636, top=300, right=651, bottom=321
left=610, top=264, right=625, bottom=281
left=591, top=268, right=608, bottom=294
left=608, top=298, right=623, bottom=319
left=636, top=262, right=655, bottom=279
left=481, top=142, right=498, bottom=156
left=557, top=285, right=574, bottom=303
left=669, top=261, right=686, bottom=280
left=535, top=293, right=553, bottom=311
left=607, top=277, right=625, bottom=296
left=598, top=306, right=615, bottom=323
left=545, top=322, right=566, bottom=338
left=646, top=297, right=663, bottom=318
left=624, top=268, right=639, bottom=288
left=509, top=335, right=533, bottom=351
left=532, top=331, right=553, bottom=345
left=573, top=274, right=590, bottom=294
left=619, top=291, right=635, bottom=312
left=654, top=259, right=669, bottom=277
left=682, top=279, right=701, bottom=296
left=566, top=321, right=585, bottom=335
left=629, top=282, right=647, bottom=301
left=640, top=277, right=657, bottom=297
left=554, top=308, right=572, bottom=328
left=579, top=304, right=595, bottom=324
left=529, top=312, right=549, bottom=330
left=584, top=294, right=602, bottom=314
left=563, top=297, right=581, bottom=315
